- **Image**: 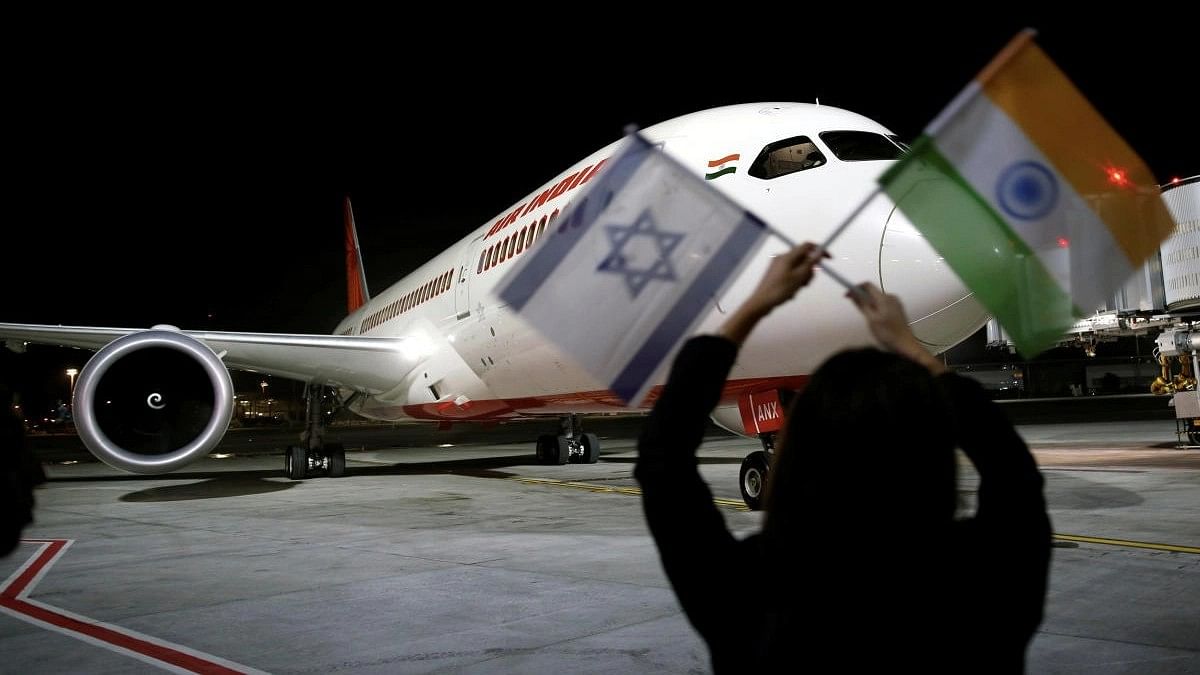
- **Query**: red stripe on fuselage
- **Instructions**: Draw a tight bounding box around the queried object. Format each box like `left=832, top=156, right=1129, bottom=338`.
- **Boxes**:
left=389, top=375, right=810, bottom=421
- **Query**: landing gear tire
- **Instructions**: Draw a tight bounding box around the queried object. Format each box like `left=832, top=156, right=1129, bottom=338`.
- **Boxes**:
left=536, top=434, right=571, bottom=465
left=739, top=450, right=769, bottom=511
left=327, top=442, right=346, bottom=477
left=286, top=446, right=308, bottom=480
left=580, top=433, right=600, bottom=464
left=552, top=436, right=570, bottom=465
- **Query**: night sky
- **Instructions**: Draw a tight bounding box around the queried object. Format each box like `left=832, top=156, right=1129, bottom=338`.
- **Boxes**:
left=3, top=16, right=1197, bottom=411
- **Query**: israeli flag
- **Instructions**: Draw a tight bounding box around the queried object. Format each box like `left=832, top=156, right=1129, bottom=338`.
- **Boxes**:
left=498, top=131, right=767, bottom=406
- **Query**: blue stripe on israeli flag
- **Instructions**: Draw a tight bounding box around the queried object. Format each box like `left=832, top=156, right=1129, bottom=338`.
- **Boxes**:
left=500, top=135, right=650, bottom=312
left=609, top=212, right=765, bottom=403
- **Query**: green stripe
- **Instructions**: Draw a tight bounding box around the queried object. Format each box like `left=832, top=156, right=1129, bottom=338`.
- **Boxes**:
left=704, top=166, right=736, bottom=180
left=880, top=136, right=1079, bottom=357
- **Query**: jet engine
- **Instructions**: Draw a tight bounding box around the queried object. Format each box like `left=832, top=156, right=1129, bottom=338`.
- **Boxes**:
left=73, top=329, right=234, bottom=474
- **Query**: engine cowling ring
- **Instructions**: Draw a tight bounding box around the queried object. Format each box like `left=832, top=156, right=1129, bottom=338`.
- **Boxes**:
left=73, top=330, right=234, bottom=474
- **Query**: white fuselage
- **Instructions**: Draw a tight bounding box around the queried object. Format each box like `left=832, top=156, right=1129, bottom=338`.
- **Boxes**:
left=336, top=103, right=988, bottom=422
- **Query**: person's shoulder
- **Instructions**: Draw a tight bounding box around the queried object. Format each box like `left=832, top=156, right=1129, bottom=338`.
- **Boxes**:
left=688, top=334, right=736, bottom=348
left=667, top=335, right=739, bottom=370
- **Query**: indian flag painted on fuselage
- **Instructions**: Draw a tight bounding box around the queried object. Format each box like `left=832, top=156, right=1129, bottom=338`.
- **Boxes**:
left=879, top=29, right=1176, bottom=357
left=705, top=153, right=739, bottom=180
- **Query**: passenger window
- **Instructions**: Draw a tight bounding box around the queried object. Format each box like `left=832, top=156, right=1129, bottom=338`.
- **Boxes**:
left=748, top=136, right=827, bottom=180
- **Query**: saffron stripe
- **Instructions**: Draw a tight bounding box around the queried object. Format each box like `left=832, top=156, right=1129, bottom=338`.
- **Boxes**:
left=707, top=153, right=740, bottom=167
left=931, top=90, right=1134, bottom=314
left=609, top=214, right=765, bottom=403
left=981, top=40, right=1175, bottom=263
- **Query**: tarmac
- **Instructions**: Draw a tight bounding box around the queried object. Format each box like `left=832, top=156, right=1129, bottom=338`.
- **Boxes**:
left=2, top=416, right=1198, bottom=674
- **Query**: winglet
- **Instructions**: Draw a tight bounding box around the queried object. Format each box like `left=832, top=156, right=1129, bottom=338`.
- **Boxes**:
left=344, top=196, right=371, bottom=313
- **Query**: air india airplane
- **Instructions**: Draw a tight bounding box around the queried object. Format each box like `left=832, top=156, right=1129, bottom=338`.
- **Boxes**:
left=0, top=103, right=988, bottom=509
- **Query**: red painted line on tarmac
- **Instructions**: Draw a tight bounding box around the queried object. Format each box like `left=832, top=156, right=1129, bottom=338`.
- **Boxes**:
left=1, top=539, right=261, bottom=674
left=1, top=538, right=68, bottom=599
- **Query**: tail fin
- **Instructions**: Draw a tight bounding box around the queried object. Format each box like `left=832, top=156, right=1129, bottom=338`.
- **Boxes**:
left=344, top=196, right=371, bottom=313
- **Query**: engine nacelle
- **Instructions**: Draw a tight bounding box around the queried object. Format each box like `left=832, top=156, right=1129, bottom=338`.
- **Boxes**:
left=73, top=329, right=234, bottom=474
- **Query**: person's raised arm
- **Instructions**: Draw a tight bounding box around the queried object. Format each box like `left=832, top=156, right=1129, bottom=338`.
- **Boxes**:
left=717, top=242, right=828, bottom=346
left=846, top=282, right=946, bottom=375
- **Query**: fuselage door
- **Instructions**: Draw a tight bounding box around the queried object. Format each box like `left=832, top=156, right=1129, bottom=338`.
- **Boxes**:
left=456, top=235, right=485, bottom=319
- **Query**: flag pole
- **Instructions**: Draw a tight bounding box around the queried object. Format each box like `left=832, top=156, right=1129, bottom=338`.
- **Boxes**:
left=763, top=180, right=883, bottom=294
left=763, top=222, right=861, bottom=294
left=630, top=123, right=865, bottom=293
left=791, top=29, right=1038, bottom=294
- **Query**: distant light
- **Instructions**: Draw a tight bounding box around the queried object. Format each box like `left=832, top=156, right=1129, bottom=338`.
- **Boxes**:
left=1172, top=177, right=1181, bottom=184
left=211, top=453, right=233, bottom=459
left=1106, top=166, right=1130, bottom=187
left=437, top=443, right=454, bottom=448
left=1057, top=237, right=1070, bottom=248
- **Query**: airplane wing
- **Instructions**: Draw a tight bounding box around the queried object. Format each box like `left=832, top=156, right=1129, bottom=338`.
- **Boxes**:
left=0, top=322, right=416, bottom=394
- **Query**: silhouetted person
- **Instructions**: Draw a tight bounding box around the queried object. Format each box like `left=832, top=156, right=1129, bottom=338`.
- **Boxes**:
left=636, top=243, right=1051, bottom=673
left=2, top=383, right=45, bottom=556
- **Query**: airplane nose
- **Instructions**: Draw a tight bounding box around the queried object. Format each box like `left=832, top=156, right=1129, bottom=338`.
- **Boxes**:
left=879, top=206, right=989, bottom=350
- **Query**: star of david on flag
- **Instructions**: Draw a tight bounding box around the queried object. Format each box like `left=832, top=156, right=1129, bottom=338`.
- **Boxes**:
left=596, top=212, right=683, bottom=298
left=497, top=131, right=768, bottom=406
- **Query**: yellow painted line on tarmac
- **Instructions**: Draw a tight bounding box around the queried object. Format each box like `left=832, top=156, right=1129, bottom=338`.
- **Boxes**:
left=510, top=476, right=750, bottom=511
left=1054, top=533, right=1200, bottom=555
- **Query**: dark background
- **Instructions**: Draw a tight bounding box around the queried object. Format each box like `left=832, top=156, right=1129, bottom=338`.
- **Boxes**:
left=3, top=14, right=1197, bottom=415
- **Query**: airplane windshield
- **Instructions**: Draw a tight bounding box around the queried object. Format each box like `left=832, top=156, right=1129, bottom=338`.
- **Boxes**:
left=819, top=130, right=905, bottom=161
left=887, top=134, right=911, bottom=152
left=748, top=136, right=827, bottom=180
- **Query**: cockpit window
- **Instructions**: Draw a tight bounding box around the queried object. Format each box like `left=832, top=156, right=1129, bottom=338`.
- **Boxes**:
left=887, top=134, right=911, bottom=152
left=819, top=130, right=905, bottom=161
left=748, top=136, right=827, bottom=180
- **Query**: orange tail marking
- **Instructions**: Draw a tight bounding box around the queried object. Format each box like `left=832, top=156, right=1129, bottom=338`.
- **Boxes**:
left=344, top=197, right=370, bottom=313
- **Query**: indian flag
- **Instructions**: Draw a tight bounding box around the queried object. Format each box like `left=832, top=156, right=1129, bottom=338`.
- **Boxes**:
left=879, top=29, right=1176, bottom=357
left=705, top=153, right=739, bottom=180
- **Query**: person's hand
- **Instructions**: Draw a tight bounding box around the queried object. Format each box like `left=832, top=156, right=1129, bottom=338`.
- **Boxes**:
left=741, top=242, right=830, bottom=317
left=846, top=282, right=946, bottom=374
left=718, top=242, right=829, bottom=345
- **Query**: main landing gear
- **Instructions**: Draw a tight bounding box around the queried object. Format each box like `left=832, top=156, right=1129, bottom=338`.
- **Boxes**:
left=739, top=432, right=775, bottom=511
left=535, top=414, right=600, bottom=465
left=284, top=385, right=346, bottom=480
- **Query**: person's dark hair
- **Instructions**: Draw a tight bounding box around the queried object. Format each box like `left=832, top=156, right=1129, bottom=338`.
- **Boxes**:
left=762, top=348, right=958, bottom=540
